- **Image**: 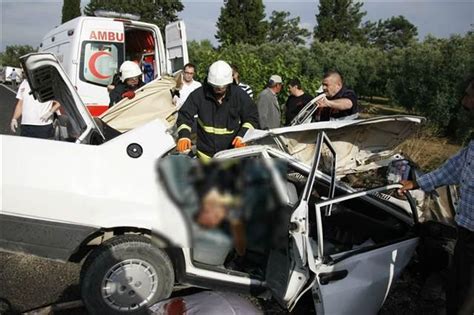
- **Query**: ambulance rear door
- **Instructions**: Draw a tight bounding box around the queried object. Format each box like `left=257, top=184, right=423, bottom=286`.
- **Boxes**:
left=165, top=21, right=188, bottom=74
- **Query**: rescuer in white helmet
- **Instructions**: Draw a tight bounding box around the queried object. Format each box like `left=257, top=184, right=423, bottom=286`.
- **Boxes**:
left=108, top=61, right=145, bottom=107
left=175, top=60, right=259, bottom=162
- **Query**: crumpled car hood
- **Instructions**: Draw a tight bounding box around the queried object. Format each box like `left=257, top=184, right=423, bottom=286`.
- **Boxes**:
left=243, top=115, right=425, bottom=176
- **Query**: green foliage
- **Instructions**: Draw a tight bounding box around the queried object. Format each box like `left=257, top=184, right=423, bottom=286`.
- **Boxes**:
left=366, top=16, right=418, bottom=50
left=309, top=40, right=388, bottom=97
left=0, top=45, right=37, bottom=67
left=188, top=41, right=321, bottom=104
left=267, top=11, right=311, bottom=46
left=386, top=33, right=474, bottom=137
left=83, top=0, right=183, bottom=31
left=187, top=40, right=219, bottom=81
left=62, top=0, right=81, bottom=23
left=314, top=0, right=367, bottom=45
left=187, top=30, right=472, bottom=141
left=215, top=0, right=268, bottom=47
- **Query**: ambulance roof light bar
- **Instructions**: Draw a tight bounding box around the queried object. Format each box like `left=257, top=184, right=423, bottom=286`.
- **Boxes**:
left=94, top=10, right=140, bottom=21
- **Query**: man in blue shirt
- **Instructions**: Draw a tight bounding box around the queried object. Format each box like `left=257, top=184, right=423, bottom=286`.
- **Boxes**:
left=400, top=79, right=473, bottom=315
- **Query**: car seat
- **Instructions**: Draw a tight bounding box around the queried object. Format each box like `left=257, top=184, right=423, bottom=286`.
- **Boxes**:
left=158, top=155, right=232, bottom=266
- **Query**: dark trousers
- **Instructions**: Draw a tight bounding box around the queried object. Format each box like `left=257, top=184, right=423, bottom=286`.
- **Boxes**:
left=447, top=225, right=474, bottom=315
left=20, top=124, right=54, bottom=139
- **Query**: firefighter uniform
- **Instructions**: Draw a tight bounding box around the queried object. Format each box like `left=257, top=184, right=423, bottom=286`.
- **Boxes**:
left=177, top=83, right=259, bottom=161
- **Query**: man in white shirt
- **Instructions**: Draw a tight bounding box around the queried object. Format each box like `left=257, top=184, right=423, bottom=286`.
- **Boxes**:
left=177, top=63, right=201, bottom=107
left=10, top=79, right=60, bottom=138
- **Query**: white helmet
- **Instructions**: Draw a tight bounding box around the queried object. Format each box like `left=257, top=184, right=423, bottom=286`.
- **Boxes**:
left=120, top=61, right=142, bottom=82
left=207, top=60, right=233, bottom=87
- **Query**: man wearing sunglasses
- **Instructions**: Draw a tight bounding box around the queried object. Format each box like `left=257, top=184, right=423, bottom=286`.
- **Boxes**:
left=176, top=60, right=259, bottom=162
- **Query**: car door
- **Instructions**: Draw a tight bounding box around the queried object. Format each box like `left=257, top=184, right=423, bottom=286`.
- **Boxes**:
left=302, top=143, right=419, bottom=314
left=264, top=131, right=337, bottom=309
left=21, top=53, right=103, bottom=143
left=165, top=21, right=188, bottom=74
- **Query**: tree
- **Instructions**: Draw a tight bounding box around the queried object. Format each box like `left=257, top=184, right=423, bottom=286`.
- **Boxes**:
left=0, top=45, right=37, bottom=67
left=62, top=0, right=81, bottom=23
left=187, top=40, right=218, bottom=81
left=84, top=0, right=184, bottom=31
left=267, top=11, right=311, bottom=46
left=314, top=0, right=366, bottom=44
left=366, top=16, right=418, bottom=50
left=215, top=0, right=268, bottom=47
left=386, top=33, right=474, bottom=139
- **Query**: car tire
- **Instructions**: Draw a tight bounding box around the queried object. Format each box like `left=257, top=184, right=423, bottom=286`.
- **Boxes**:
left=80, top=234, right=174, bottom=315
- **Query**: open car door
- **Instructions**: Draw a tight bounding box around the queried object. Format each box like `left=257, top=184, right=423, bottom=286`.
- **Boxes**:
left=165, top=21, right=188, bottom=74
left=264, top=132, right=337, bottom=310
left=302, top=136, right=419, bottom=314
left=20, top=53, right=104, bottom=144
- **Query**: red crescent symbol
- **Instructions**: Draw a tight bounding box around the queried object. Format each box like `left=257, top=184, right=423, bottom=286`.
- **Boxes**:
left=88, top=51, right=112, bottom=80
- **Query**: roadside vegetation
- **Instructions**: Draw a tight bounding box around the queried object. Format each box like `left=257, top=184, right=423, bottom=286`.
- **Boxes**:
left=1, top=0, right=471, bottom=166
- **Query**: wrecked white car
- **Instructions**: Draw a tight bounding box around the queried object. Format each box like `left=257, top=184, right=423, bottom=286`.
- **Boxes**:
left=1, top=53, right=425, bottom=314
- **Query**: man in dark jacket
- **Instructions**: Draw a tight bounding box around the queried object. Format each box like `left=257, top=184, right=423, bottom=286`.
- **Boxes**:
left=176, top=60, right=259, bottom=162
left=285, top=78, right=314, bottom=126
left=315, top=70, right=358, bottom=121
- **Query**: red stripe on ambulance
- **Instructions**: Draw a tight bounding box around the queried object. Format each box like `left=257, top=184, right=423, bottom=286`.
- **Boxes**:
left=87, top=104, right=109, bottom=117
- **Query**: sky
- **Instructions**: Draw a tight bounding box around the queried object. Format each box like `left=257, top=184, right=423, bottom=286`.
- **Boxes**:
left=0, top=0, right=473, bottom=52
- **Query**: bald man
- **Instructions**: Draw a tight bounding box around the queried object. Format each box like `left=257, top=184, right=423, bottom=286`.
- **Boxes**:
left=315, top=70, right=359, bottom=121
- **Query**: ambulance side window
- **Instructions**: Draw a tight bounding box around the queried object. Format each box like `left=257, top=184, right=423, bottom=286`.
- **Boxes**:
left=79, top=41, right=124, bottom=87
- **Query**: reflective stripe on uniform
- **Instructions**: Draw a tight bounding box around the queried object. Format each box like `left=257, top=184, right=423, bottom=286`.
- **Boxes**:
left=197, top=118, right=234, bottom=135
left=177, top=124, right=192, bottom=133
left=197, top=150, right=212, bottom=163
left=242, top=122, right=254, bottom=129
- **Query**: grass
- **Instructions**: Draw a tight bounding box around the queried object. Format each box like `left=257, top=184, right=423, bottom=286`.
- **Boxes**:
left=397, top=130, right=461, bottom=171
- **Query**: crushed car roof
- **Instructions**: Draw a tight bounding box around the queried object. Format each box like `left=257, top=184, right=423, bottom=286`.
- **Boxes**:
left=242, top=115, right=425, bottom=176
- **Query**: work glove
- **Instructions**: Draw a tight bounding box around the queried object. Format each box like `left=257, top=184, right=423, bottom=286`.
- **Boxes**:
left=177, top=138, right=192, bottom=153
left=10, top=119, right=18, bottom=133
left=121, top=90, right=136, bottom=100
left=232, top=136, right=246, bottom=148
left=172, top=95, right=180, bottom=106
left=40, top=110, right=54, bottom=122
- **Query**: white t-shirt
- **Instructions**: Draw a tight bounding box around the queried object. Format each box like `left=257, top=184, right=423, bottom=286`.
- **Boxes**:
left=10, top=70, right=18, bottom=80
left=178, top=80, right=202, bottom=107
left=16, top=80, right=54, bottom=126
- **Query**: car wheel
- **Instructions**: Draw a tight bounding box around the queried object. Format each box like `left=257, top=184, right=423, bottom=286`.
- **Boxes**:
left=80, top=234, right=174, bottom=314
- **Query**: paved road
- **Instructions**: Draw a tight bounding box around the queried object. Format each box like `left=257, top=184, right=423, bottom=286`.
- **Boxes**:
left=0, top=84, right=18, bottom=136
left=0, top=252, right=84, bottom=314
left=0, top=250, right=438, bottom=315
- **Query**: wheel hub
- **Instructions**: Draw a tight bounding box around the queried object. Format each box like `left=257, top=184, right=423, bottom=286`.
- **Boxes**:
left=101, top=259, right=158, bottom=311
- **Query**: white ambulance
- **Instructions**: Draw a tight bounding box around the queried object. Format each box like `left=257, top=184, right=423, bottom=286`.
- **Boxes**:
left=0, top=66, right=23, bottom=84
left=39, top=11, right=188, bottom=116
